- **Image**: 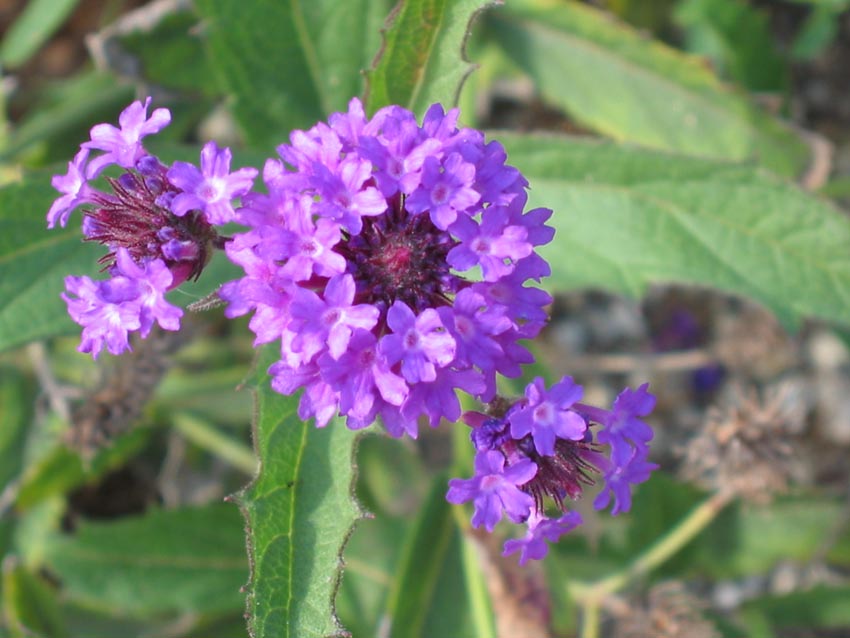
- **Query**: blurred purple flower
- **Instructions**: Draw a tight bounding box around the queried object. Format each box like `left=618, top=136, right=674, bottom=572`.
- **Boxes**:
left=503, top=511, right=583, bottom=565
left=578, top=383, right=656, bottom=468
left=594, top=445, right=659, bottom=515
left=446, top=450, right=537, bottom=532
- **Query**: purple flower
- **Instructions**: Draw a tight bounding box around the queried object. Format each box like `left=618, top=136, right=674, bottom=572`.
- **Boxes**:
left=167, top=141, right=259, bottom=225
left=310, top=157, right=386, bottom=234
left=405, top=153, right=481, bottom=229
left=84, top=97, right=171, bottom=178
left=594, top=445, right=658, bottom=515
left=319, top=330, right=408, bottom=423
left=47, top=148, right=91, bottom=228
left=503, top=511, right=582, bottom=565
left=379, top=302, right=456, bottom=383
left=438, top=288, right=511, bottom=368
left=221, top=97, right=554, bottom=436
left=578, top=383, right=656, bottom=468
left=61, top=248, right=182, bottom=358
left=509, top=377, right=587, bottom=456
left=448, top=377, right=657, bottom=563
left=47, top=98, right=248, bottom=357
left=447, top=206, right=532, bottom=281
left=289, top=274, right=380, bottom=361
left=446, top=450, right=537, bottom=532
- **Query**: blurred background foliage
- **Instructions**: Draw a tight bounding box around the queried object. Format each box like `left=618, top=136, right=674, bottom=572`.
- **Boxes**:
left=2, top=0, right=850, bottom=637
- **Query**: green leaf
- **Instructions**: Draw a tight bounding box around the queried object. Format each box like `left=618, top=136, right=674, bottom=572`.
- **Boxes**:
left=674, top=0, right=787, bottom=92
left=1, top=558, right=67, bottom=638
left=0, top=0, right=80, bottom=69
left=365, top=0, right=501, bottom=116
left=16, top=427, right=152, bottom=510
left=791, top=4, right=845, bottom=60
left=500, top=133, right=850, bottom=327
left=355, top=433, right=428, bottom=517
left=384, top=475, right=477, bottom=638
left=384, top=474, right=454, bottom=637
left=194, top=0, right=393, bottom=145
left=0, top=367, right=34, bottom=488
left=0, top=174, right=102, bottom=354
left=237, top=345, right=362, bottom=638
left=119, top=11, right=220, bottom=96
left=693, top=498, right=843, bottom=578
left=486, top=0, right=809, bottom=177
left=743, top=586, right=850, bottom=629
left=44, top=503, right=247, bottom=616
left=337, top=514, right=406, bottom=637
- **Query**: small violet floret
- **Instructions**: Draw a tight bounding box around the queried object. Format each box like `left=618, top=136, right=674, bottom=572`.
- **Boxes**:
left=84, top=97, right=171, bottom=178
left=47, top=148, right=91, bottom=229
left=446, top=450, right=537, bottom=532
left=167, top=141, right=258, bottom=225
left=62, top=248, right=182, bottom=358
left=503, top=510, right=583, bottom=565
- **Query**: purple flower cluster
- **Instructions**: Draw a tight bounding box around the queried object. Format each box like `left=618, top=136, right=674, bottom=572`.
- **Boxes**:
left=447, top=379, right=657, bottom=564
left=47, top=96, right=659, bottom=564
left=47, top=98, right=257, bottom=357
left=221, top=98, right=554, bottom=437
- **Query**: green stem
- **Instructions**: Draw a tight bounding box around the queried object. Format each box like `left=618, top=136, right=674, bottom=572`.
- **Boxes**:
left=172, top=412, right=257, bottom=474
left=573, top=489, right=734, bottom=638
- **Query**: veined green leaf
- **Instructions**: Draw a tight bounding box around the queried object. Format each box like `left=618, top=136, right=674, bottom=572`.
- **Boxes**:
left=237, top=345, right=362, bottom=638
left=194, top=0, right=394, bottom=146
left=45, top=503, right=247, bottom=616
left=365, top=0, right=502, bottom=116
left=487, top=0, right=809, bottom=177
left=500, top=133, right=850, bottom=327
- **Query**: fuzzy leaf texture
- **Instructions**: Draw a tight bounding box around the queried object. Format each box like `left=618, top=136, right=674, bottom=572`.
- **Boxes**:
left=365, top=0, right=501, bottom=114
left=194, top=0, right=394, bottom=145
left=237, top=345, right=362, bottom=638
left=501, top=134, right=850, bottom=328
left=487, top=0, right=809, bottom=178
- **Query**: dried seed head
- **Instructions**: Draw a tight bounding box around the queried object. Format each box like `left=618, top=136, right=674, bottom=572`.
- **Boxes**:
left=68, top=324, right=192, bottom=456
left=614, top=582, right=720, bottom=638
left=679, top=383, right=805, bottom=504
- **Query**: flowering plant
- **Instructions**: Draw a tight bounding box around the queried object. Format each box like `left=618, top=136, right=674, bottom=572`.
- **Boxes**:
left=3, top=1, right=850, bottom=637
left=50, top=95, right=657, bottom=566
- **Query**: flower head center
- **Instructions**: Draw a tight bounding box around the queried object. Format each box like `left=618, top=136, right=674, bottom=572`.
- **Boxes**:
left=337, top=204, right=459, bottom=314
